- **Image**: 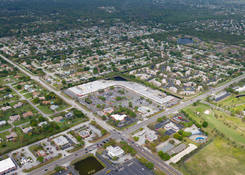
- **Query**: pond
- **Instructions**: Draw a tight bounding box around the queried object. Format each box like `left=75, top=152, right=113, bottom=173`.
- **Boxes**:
left=110, top=76, right=127, bottom=81
left=73, top=156, right=104, bottom=175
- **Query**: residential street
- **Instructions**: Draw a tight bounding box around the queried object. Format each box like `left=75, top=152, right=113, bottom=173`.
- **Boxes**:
left=1, top=54, right=245, bottom=175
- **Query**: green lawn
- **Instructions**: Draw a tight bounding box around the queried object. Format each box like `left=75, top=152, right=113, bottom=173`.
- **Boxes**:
left=23, top=92, right=33, bottom=99
left=177, top=138, right=245, bottom=175
left=0, top=131, right=10, bottom=139
left=0, top=88, right=20, bottom=105
left=204, top=111, right=245, bottom=145
left=0, top=124, right=11, bottom=131
left=217, top=95, right=245, bottom=114
left=56, top=104, right=71, bottom=112
left=0, top=100, right=38, bottom=121
left=37, top=105, right=54, bottom=114
left=184, top=104, right=245, bottom=145
left=13, top=118, right=30, bottom=126
left=184, top=103, right=245, bottom=145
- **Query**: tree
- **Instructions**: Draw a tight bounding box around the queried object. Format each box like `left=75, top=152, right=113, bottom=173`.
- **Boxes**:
left=128, top=101, right=133, bottom=108
left=33, top=97, right=39, bottom=104
left=138, top=157, right=154, bottom=170
left=85, top=97, right=92, bottom=104
left=101, top=129, right=107, bottom=136
left=173, top=133, right=183, bottom=141
left=93, top=67, right=98, bottom=74
left=55, top=166, right=65, bottom=172
left=115, top=96, right=123, bottom=101
left=45, top=92, right=56, bottom=100
left=61, top=80, right=66, bottom=85
left=37, top=156, right=44, bottom=163
left=145, top=162, right=154, bottom=170
left=16, top=84, right=22, bottom=89
left=202, top=121, right=208, bottom=128
left=102, top=115, right=107, bottom=120
left=112, top=156, right=119, bottom=161
left=158, top=151, right=170, bottom=161
left=133, top=136, right=139, bottom=141
left=157, top=118, right=163, bottom=123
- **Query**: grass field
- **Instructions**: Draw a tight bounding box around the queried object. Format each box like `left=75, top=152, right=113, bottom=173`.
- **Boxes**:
left=177, top=138, right=245, bottom=175
left=37, top=105, right=54, bottom=114
left=217, top=95, right=245, bottom=114
left=183, top=103, right=245, bottom=145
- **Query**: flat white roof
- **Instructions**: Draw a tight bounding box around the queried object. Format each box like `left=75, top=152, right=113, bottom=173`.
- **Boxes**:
left=53, top=136, right=69, bottom=146
left=111, top=114, right=127, bottom=121
left=164, top=122, right=179, bottom=132
left=0, top=158, right=16, bottom=172
left=106, top=146, right=124, bottom=158
left=69, top=87, right=84, bottom=96
left=68, top=80, right=176, bottom=105
left=236, top=85, right=245, bottom=93
left=0, top=121, right=6, bottom=125
left=167, top=144, right=197, bottom=164
left=214, top=91, right=227, bottom=98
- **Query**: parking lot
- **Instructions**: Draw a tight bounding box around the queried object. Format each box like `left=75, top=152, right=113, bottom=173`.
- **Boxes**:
left=96, top=159, right=154, bottom=175
left=78, top=86, right=161, bottom=128
left=80, top=86, right=160, bottom=113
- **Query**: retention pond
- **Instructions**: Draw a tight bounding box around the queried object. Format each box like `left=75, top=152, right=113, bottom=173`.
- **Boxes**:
left=73, top=156, right=104, bottom=175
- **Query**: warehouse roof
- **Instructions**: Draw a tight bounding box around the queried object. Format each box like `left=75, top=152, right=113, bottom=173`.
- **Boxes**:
left=0, top=158, right=16, bottom=173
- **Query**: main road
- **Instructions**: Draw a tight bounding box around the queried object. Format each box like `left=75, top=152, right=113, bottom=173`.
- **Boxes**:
left=1, top=54, right=245, bottom=175
left=0, top=54, right=184, bottom=175
left=124, top=73, right=245, bottom=135
left=0, top=54, right=114, bottom=132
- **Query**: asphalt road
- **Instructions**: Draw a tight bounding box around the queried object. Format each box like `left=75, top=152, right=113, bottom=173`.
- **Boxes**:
left=29, top=134, right=117, bottom=175
left=124, top=73, right=245, bottom=135
left=121, top=134, right=182, bottom=175
left=1, top=54, right=245, bottom=175
left=7, top=83, right=50, bottom=119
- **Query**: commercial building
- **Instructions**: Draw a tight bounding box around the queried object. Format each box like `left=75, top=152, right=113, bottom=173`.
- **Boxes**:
left=167, top=144, right=197, bottom=164
left=212, top=91, right=230, bottom=102
left=53, top=136, right=71, bottom=150
left=235, top=85, right=245, bottom=93
left=164, top=122, right=180, bottom=132
left=110, top=114, right=127, bottom=121
left=167, top=143, right=187, bottom=156
left=145, top=130, right=158, bottom=142
left=0, top=121, right=6, bottom=127
left=66, top=80, right=178, bottom=106
left=78, top=130, right=91, bottom=138
left=106, top=146, right=124, bottom=158
left=0, top=158, right=17, bottom=175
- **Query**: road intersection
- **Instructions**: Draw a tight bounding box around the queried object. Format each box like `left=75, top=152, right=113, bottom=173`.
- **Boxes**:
left=1, top=54, right=245, bottom=175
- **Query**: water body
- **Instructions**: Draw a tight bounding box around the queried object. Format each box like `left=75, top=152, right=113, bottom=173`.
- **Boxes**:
left=177, top=38, right=193, bottom=45
left=74, top=156, right=104, bottom=175
left=111, top=76, right=127, bottom=81
left=236, top=94, right=245, bottom=98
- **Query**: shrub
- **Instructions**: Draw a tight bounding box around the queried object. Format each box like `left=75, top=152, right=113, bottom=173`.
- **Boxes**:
left=133, top=136, right=139, bottom=141
left=173, top=133, right=183, bottom=141
left=202, top=121, right=208, bottom=128
left=158, top=151, right=170, bottom=161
